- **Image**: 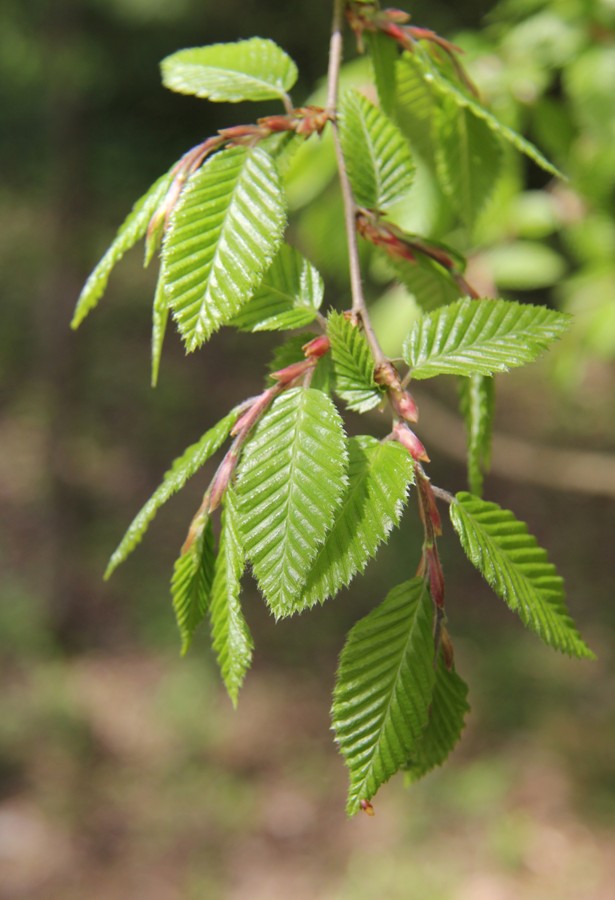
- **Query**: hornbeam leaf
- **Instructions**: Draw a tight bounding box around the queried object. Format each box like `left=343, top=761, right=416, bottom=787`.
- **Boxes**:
left=235, top=387, right=348, bottom=618
left=450, top=492, right=595, bottom=659
left=459, top=374, right=494, bottom=497
left=403, top=298, right=571, bottom=380
left=367, top=32, right=398, bottom=117
left=409, top=47, right=563, bottom=179
left=105, top=407, right=240, bottom=578
left=389, top=254, right=461, bottom=311
left=171, top=516, right=215, bottom=655
left=210, top=490, right=253, bottom=707
left=162, top=146, right=286, bottom=351
left=298, top=437, right=414, bottom=611
left=404, top=657, right=470, bottom=783
left=161, top=38, right=298, bottom=104
left=333, top=578, right=436, bottom=815
left=394, top=54, right=438, bottom=161
left=72, top=169, right=173, bottom=328
left=230, top=244, right=323, bottom=333
left=435, top=95, right=503, bottom=229
left=150, top=275, right=169, bottom=387
left=339, top=89, right=415, bottom=211
left=327, top=310, right=385, bottom=413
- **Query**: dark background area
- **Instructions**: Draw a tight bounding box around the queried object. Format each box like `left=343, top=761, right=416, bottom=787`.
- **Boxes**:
left=1, top=1, right=614, bottom=897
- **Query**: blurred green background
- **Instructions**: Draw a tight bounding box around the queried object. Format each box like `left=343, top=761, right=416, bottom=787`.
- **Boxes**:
left=1, top=0, right=614, bottom=897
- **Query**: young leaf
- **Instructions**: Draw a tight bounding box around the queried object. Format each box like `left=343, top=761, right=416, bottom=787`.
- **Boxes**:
left=410, top=47, right=563, bottom=179
left=450, top=492, right=595, bottom=659
left=210, top=490, right=253, bottom=707
left=161, top=146, right=286, bottom=351
left=435, top=95, right=503, bottom=229
left=72, top=169, right=173, bottom=329
left=298, top=436, right=414, bottom=611
left=327, top=310, right=384, bottom=413
left=459, top=374, right=494, bottom=497
left=332, top=578, right=436, bottom=815
left=150, top=275, right=169, bottom=388
left=161, top=38, right=298, bottom=104
left=403, top=298, right=571, bottom=380
left=404, top=657, right=470, bottom=783
left=235, top=387, right=348, bottom=618
left=339, top=89, right=415, bottom=211
left=394, top=54, right=438, bottom=161
left=388, top=254, right=461, bottom=311
left=171, top=516, right=215, bottom=655
left=367, top=32, right=398, bottom=117
left=230, top=244, right=323, bottom=333
left=105, top=407, right=240, bottom=578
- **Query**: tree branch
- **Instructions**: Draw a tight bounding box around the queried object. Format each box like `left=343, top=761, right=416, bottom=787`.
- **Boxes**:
left=327, top=0, right=386, bottom=367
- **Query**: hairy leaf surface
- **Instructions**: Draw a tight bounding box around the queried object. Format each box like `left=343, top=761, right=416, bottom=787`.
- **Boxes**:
left=403, top=298, right=571, bottom=379
left=210, top=491, right=253, bottom=706
left=171, top=516, right=215, bottom=655
left=230, top=244, right=323, bottom=332
left=333, top=578, right=436, bottom=815
left=162, top=146, right=286, bottom=351
left=328, top=311, right=384, bottom=413
left=105, top=407, right=240, bottom=578
left=450, top=493, right=594, bottom=659
left=339, top=89, right=415, bottom=211
left=435, top=95, right=503, bottom=229
left=404, top=657, right=470, bottom=783
left=459, top=374, right=494, bottom=497
left=72, top=170, right=173, bottom=328
left=298, top=437, right=414, bottom=610
left=161, top=38, right=298, bottom=103
left=235, top=388, right=348, bottom=618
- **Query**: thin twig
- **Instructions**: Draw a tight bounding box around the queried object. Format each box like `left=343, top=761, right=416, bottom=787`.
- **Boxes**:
left=327, top=0, right=386, bottom=367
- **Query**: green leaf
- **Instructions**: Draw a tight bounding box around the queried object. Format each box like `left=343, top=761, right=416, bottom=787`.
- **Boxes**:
left=161, top=38, right=298, bottom=104
left=327, top=310, right=384, bottom=413
left=105, top=407, right=240, bottom=578
left=171, top=516, right=215, bottom=655
left=210, top=490, right=253, bottom=707
left=435, top=95, right=503, bottom=229
left=403, top=298, right=571, bottom=380
left=367, top=32, right=398, bottom=117
left=235, top=387, right=348, bottom=618
left=459, top=374, right=494, bottom=497
left=404, top=658, right=470, bottom=783
left=72, top=169, right=173, bottom=329
left=410, top=47, right=563, bottom=179
left=450, top=493, right=595, bottom=659
left=332, top=578, right=436, bottom=815
left=339, top=89, right=415, bottom=211
left=150, top=275, right=169, bottom=387
left=394, top=54, right=438, bottom=161
left=230, top=244, right=323, bottom=333
left=298, top=436, right=414, bottom=611
left=388, top=254, right=461, bottom=312
left=161, top=146, right=286, bottom=351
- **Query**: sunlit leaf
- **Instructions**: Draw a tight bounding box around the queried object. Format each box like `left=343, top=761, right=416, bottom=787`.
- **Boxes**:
left=105, top=407, right=240, bottom=578
left=333, top=578, right=436, bottom=815
left=298, top=436, right=414, bottom=610
left=161, top=38, right=298, bottom=104
left=162, top=146, right=286, bottom=351
left=235, top=387, right=348, bottom=618
left=450, top=492, right=595, bottom=659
